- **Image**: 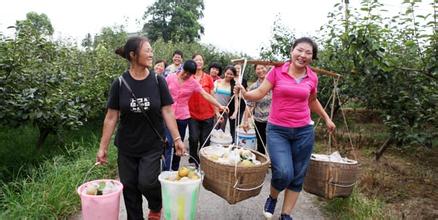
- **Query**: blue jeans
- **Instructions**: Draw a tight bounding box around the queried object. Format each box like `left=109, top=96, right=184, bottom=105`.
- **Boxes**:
left=267, top=123, right=314, bottom=192
left=162, top=119, right=189, bottom=171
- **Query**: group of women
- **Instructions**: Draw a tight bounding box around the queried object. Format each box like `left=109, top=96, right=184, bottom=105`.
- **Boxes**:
left=96, top=36, right=335, bottom=220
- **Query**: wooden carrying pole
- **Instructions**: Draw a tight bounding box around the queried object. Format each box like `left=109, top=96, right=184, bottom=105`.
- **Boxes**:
left=231, top=59, right=341, bottom=78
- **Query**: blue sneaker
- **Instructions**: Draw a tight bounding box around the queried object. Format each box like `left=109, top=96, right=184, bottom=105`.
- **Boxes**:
left=279, top=214, right=293, bottom=220
left=263, top=195, right=277, bottom=218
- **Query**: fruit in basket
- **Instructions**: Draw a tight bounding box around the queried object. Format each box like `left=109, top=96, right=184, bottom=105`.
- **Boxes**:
left=239, top=160, right=253, bottom=167
left=208, top=154, right=219, bottom=161
left=86, top=185, right=98, bottom=195
left=188, top=170, right=200, bottom=180
left=178, top=166, right=189, bottom=177
left=240, top=149, right=253, bottom=160
left=166, top=167, right=200, bottom=181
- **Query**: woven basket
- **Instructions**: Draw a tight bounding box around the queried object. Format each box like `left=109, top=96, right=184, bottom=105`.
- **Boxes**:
left=199, top=148, right=270, bottom=204
left=303, top=155, right=360, bottom=199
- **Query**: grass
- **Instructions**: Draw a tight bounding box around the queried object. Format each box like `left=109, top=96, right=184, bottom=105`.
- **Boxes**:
left=0, top=121, right=119, bottom=219
left=0, top=135, right=118, bottom=219
left=323, top=189, right=385, bottom=220
left=0, top=121, right=102, bottom=182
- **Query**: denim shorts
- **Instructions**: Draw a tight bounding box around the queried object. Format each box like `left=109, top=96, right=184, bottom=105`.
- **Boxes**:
left=267, top=123, right=315, bottom=192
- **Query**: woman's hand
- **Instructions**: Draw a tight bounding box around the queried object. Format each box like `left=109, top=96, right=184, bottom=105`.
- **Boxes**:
left=219, top=105, right=229, bottom=113
left=216, top=112, right=224, bottom=123
left=325, top=118, right=336, bottom=133
left=96, top=148, right=108, bottom=164
left=233, top=84, right=246, bottom=96
left=174, top=139, right=186, bottom=156
left=229, top=111, right=237, bottom=120
left=241, top=121, right=250, bottom=132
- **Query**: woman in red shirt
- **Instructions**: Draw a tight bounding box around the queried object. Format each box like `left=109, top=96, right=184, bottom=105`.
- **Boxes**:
left=188, top=54, right=222, bottom=165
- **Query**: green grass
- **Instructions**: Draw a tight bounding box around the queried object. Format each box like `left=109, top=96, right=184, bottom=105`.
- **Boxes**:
left=0, top=135, right=118, bottom=219
left=0, top=121, right=103, bottom=182
left=0, top=120, right=119, bottom=219
left=323, top=189, right=386, bottom=220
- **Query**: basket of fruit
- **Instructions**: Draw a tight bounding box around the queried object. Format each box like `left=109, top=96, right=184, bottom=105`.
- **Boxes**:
left=77, top=179, right=123, bottom=220
left=303, top=152, right=360, bottom=199
left=199, top=145, right=270, bottom=204
left=159, top=166, right=202, bottom=220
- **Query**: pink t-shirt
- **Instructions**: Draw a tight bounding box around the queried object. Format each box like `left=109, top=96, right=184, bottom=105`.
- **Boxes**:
left=266, top=62, right=318, bottom=128
left=166, top=73, right=202, bottom=120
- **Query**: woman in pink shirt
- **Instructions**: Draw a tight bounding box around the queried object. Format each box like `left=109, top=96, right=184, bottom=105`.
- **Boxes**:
left=163, top=60, right=227, bottom=171
left=235, top=37, right=335, bottom=220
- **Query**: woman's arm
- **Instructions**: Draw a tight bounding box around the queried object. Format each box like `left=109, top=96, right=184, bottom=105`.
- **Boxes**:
left=161, top=105, right=186, bottom=156
left=238, top=79, right=273, bottom=101
left=200, top=89, right=228, bottom=113
left=309, top=93, right=336, bottom=132
left=97, top=109, right=119, bottom=164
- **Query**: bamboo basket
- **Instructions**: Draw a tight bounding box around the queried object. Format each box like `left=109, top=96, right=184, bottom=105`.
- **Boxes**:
left=199, top=148, right=270, bottom=204
left=303, top=155, right=360, bottom=199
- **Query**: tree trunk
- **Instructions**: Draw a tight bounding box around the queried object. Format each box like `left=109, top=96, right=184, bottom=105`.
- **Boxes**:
left=375, top=137, right=393, bottom=161
left=36, top=127, right=51, bottom=150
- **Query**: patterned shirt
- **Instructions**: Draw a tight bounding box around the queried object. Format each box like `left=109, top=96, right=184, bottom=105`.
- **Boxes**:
left=247, top=79, right=272, bottom=122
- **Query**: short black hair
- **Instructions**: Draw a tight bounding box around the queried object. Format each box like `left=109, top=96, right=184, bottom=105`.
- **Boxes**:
left=173, top=50, right=184, bottom=58
left=291, top=37, right=318, bottom=60
left=223, top=65, right=237, bottom=76
left=208, top=62, right=223, bottom=76
left=155, top=59, right=167, bottom=68
left=183, top=60, right=197, bottom=75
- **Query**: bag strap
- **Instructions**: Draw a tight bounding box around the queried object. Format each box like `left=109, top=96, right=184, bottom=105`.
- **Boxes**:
left=118, top=74, right=166, bottom=143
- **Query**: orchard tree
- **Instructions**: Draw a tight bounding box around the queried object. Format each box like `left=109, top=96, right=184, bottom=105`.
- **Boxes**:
left=142, top=0, right=205, bottom=42
left=318, top=0, right=437, bottom=157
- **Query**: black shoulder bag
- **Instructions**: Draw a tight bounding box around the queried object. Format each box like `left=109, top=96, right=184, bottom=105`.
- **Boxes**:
left=118, top=74, right=168, bottom=148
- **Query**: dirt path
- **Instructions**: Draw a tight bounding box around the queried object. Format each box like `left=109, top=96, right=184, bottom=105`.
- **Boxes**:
left=71, top=157, right=325, bottom=220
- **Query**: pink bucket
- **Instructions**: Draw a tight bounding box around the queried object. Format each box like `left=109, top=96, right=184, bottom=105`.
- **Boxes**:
left=77, top=179, right=123, bottom=220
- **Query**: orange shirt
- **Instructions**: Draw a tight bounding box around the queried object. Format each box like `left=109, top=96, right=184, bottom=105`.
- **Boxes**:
left=189, top=72, right=215, bottom=120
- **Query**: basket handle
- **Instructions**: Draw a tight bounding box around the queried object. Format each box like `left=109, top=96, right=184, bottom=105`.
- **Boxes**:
left=183, top=153, right=202, bottom=172
left=233, top=178, right=265, bottom=191
left=76, top=162, right=101, bottom=190
left=329, top=181, right=356, bottom=188
left=231, top=154, right=265, bottom=191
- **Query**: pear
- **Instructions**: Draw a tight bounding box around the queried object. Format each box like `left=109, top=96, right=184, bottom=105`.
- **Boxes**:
left=188, top=170, right=200, bottom=180
left=239, top=160, right=253, bottom=167
left=86, top=185, right=98, bottom=195
left=178, top=166, right=189, bottom=177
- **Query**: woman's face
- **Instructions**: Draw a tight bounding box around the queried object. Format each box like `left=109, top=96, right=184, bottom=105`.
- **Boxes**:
left=172, top=54, right=182, bottom=65
left=223, top=69, right=235, bottom=82
left=234, top=64, right=241, bottom=77
left=210, top=67, right=219, bottom=77
left=290, top=42, right=313, bottom=68
left=180, top=71, right=191, bottom=80
left=154, top=62, right=165, bottom=75
left=255, top=65, right=267, bottom=80
left=135, top=42, right=153, bottom=68
left=193, top=55, right=204, bottom=70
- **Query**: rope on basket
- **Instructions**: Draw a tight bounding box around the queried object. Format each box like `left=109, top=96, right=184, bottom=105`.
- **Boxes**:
left=232, top=58, right=270, bottom=191
left=197, top=94, right=237, bottom=155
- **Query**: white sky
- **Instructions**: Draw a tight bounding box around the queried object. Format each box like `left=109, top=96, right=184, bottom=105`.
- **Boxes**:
left=0, top=0, right=434, bottom=57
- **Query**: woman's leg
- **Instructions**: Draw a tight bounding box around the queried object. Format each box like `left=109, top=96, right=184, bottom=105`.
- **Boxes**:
left=170, top=119, right=189, bottom=171
left=229, top=118, right=236, bottom=143
left=254, top=120, right=267, bottom=154
left=199, top=117, right=214, bottom=149
left=188, top=118, right=201, bottom=163
left=118, top=153, right=144, bottom=220
left=264, top=123, right=294, bottom=217
left=162, top=127, right=173, bottom=171
left=216, top=113, right=228, bottom=132
left=282, top=125, right=315, bottom=215
left=138, top=148, right=163, bottom=212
